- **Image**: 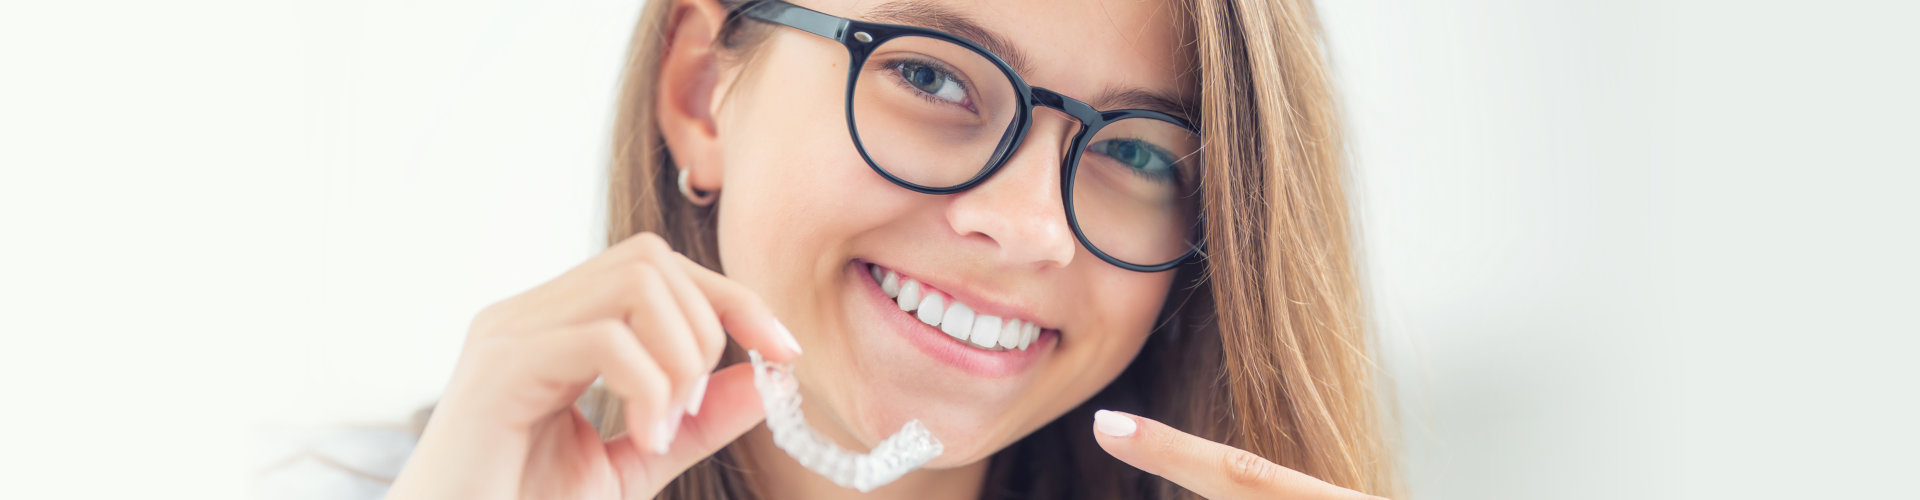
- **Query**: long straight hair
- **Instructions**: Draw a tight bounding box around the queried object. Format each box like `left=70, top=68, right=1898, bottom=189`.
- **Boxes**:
left=587, top=0, right=1403, bottom=497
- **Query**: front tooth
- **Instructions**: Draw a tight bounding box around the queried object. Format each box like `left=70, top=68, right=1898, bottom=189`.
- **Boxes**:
left=997, top=319, right=1022, bottom=349
left=941, top=302, right=975, bottom=341
left=881, top=270, right=900, bottom=297
left=969, top=315, right=1002, bottom=348
left=916, top=294, right=945, bottom=328
left=896, top=280, right=921, bottom=311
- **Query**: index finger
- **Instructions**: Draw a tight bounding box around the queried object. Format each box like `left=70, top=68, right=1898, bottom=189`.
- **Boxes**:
left=1091, top=410, right=1384, bottom=500
left=671, top=252, right=804, bottom=361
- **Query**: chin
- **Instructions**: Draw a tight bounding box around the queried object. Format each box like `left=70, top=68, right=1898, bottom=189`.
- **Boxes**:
left=840, top=390, right=1021, bottom=469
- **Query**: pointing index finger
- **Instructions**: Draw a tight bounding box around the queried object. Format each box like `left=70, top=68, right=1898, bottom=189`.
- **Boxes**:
left=1091, top=410, right=1385, bottom=500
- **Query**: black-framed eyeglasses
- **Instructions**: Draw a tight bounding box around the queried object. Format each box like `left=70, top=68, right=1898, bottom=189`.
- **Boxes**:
left=736, top=0, right=1204, bottom=272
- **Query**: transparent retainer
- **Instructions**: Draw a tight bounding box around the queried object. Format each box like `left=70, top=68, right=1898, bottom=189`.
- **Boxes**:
left=747, top=349, right=943, bottom=493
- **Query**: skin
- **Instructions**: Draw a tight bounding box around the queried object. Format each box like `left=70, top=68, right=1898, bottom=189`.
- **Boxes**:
left=704, top=0, right=1178, bottom=469
left=386, top=0, right=1388, bottom=498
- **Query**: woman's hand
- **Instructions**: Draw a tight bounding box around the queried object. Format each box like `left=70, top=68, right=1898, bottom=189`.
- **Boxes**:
left=386, top=233, right=803, bottom=500
left=1092, top=410, right=1389, bottom=500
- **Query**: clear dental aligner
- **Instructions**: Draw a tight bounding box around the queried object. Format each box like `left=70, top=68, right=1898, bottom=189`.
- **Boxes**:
left=747, top=349, right=944, bottom=493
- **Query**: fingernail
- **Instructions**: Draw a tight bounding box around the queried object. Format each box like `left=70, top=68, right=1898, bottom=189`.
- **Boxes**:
left=652, top=408, right=681, bottom=455
left=1094, top=410, right=1137, bottom=437
left=774, top=319, right=803, bottom=355
left=686, top=374, right=709, bottom=417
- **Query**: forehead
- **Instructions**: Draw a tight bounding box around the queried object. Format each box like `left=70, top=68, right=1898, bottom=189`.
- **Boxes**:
left=824, top=0, right=1196, bottom=112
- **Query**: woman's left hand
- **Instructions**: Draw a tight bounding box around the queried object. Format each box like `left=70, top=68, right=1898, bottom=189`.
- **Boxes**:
left=1092, top=410, right=1390, bottom=500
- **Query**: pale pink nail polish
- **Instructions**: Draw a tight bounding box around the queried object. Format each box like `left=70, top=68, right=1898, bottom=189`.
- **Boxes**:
left=652, top=408, right=681, bottom=455
left=1094, top=410, right=1137, bottom=437
left=775, top=319, right=803, bottom=355
left=686, top=374, right=709, bottom=417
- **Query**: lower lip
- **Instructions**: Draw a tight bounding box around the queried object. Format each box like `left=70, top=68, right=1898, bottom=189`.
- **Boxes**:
left=849, top=261, right=1054, bottom=378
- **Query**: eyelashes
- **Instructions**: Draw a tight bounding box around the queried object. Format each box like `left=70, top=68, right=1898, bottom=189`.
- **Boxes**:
left=876, top=56, right=978, bottom=113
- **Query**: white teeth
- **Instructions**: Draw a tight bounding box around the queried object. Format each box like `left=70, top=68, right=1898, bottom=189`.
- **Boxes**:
left=997, top=319, right=1022, bottom=349
left=881, top=270, right=900, bottom=296
left=940, top=302, right=975, bottom=341
left=895, top=280, right=920, bottom=311
left=969, top=315, right=1002, bottom=348
left=915, top=294, right=944, bottom=328
left=872, top=264, right=1047, bottom=352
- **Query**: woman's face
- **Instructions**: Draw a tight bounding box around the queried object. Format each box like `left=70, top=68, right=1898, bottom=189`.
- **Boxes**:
left=705, top=0, right=1193, bottom=466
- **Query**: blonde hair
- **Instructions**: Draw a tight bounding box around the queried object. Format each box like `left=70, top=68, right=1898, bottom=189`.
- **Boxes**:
left=586, top=0, right=1403, bottom=497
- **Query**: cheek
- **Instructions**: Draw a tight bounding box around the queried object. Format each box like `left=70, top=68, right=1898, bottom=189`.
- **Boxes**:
left=1082, top=270, right=1174, bottom=382
left=1087, top=266, right=1177, bottom=345
left=1035, top=267, right=1175, bottom=414
left=718, top=67, right=863, bottom=221
left=710, top=43, right=902, bottom=313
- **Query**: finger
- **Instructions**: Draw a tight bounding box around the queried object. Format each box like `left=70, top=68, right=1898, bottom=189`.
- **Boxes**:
left=557, top=320, right=677, bottom=456
left=617, top=256, right=708, bottom=420
left=672, top=252, right=804, bottom=361
left=1090, top=410, right=1383, bottom=500
left=636, top=236, right=727, bottom=414
left=603, top=362, right=767, bottom=492
left=481, top=232, right=677, bottom=335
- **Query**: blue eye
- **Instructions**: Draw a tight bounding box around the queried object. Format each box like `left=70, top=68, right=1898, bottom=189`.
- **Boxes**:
left=1089, top=139, right=1177, bottom=180
left=893, top=61, right=968, bottom=105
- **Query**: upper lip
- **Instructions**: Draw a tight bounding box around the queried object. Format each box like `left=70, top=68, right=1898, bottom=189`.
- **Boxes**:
left=866, top=260, right=1058, bottom=332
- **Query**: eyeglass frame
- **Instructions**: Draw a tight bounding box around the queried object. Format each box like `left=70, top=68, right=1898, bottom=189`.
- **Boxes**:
left=733, top=0, right=1206, bottom=273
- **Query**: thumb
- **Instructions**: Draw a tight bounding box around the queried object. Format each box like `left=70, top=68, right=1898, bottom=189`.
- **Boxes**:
left=604, top=362, right=765, bottom=494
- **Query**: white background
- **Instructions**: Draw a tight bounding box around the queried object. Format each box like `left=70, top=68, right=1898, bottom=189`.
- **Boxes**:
left=2, top=0, right=1914, bottom=498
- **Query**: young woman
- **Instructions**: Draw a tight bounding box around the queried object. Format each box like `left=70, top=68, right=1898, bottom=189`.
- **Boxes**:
left=387, top=0, right=1399, bottom=498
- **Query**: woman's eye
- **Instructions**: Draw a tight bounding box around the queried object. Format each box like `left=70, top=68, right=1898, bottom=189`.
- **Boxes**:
left=895, top=62, right=967, bottom=105
left=1089, top=139, right=1177, bottom=178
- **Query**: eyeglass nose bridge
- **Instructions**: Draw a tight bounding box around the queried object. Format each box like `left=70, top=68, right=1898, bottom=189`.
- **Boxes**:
left=996, top=86, right=1104, bottom=170
left=1027, top=87, right=1104, bottom=127
left=975, top=86, right=1100, bottom=184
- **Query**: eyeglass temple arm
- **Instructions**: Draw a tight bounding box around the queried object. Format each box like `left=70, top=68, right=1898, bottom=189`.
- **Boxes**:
left=740, top=1, right=850, bottom=42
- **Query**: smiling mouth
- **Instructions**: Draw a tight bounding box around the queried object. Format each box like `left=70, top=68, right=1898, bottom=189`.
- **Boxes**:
left=865, top=263, right=1044, bottom=352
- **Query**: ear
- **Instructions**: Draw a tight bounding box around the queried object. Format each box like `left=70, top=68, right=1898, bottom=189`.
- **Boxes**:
left=656, top=0, right=735, bottom=194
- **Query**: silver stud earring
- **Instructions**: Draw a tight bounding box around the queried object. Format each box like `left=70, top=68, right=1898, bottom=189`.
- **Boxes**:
left=678, top=168, right=716, bottom=206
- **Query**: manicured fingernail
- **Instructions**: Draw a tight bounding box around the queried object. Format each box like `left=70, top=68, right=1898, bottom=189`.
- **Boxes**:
left=774, top=319, right=803, bottom=355
left=1094, top=410, right=1137, bottom=437
left=686, top=374, right=709, bottom=417
left=652, top=408, right=681, bottom=455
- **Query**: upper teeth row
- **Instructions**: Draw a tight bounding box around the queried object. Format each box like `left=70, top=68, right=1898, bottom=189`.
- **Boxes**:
left=870, top=264, right=1040, bottom=351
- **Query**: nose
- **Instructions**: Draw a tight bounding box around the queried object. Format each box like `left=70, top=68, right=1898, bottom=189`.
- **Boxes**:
left=944, top=110, right=1079, bottom=269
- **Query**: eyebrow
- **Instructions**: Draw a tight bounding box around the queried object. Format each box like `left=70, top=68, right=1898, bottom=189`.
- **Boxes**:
left=1094, top=87, right=1198, bottom=124
left=863, top=0, right=1035, bottom=76
left=860, top=0, right=1197, bottom=122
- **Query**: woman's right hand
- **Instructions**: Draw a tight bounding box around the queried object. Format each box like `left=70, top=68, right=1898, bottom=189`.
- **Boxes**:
left=385, top=232, right=803, bottom=500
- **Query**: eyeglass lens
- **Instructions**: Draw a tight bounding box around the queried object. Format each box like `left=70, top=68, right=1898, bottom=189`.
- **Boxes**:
left=849, top=35, right=1202, bottom=267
